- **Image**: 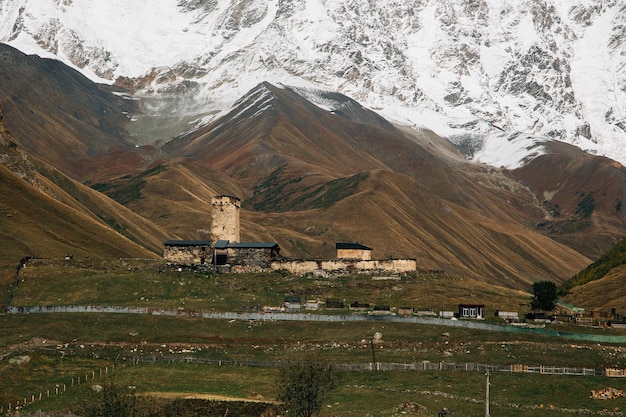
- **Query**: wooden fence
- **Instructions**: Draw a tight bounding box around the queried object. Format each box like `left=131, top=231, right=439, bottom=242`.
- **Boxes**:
left=2, top=364, right=115, bottom=414
left=129, top=354, right=604, bottom=376
left=5, top=349, right=621, bottom=414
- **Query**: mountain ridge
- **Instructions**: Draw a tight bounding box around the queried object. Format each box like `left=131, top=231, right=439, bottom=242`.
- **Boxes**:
left=2, top=0, right=625, bottom=165
left=3, top=44, right=626, bottom=293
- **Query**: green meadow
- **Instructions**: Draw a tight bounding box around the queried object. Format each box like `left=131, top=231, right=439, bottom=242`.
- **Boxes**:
left=2, top=259, right=626, bottom=416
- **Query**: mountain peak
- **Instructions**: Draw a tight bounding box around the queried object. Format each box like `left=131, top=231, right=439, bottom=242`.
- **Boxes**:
left=2, top=1, right=625, bottom=164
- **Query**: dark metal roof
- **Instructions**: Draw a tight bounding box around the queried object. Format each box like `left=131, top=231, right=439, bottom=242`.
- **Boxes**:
left=336, top=242, right=372, bottom=250
left=227, top=242, right=279, bottom=249
left=164, top=240, right=211, bottom=246
left=165, top=240, right=279, bottom=249
left=214, top=240, right=230, bottom=249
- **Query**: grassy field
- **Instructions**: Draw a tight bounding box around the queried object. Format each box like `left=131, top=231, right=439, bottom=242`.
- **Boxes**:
left=3, top=355, right=626, bottom=416
left=2, top=259, right=626, bottom=416
left=10, top=258, right=531, bottom=314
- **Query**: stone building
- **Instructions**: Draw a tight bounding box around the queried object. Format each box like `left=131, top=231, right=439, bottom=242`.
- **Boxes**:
left=163, top=240, right=212, bottom=264
left=336, top=242, right=372, bottom=260
left=163, top=195, right=281, bottom=268
left=214, top=240, right=280, bottom=271
left=163, top=195, right=417, bottom=275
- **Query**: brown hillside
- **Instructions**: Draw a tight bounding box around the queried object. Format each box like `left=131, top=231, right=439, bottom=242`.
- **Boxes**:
left=239, top=169, right=588, bottom=288
left=0, top=43, right=146, bottom=182
left=512, top=140, right=626, bottom=258
left=0, top=46, right=608, bottom=291
left=0, top=163, right=159, bottom=265
left=95, top=82, right=593, bottom=289
left=560, top=264, right=626, bottom=313
left=0, top=109, right=167, bottom=265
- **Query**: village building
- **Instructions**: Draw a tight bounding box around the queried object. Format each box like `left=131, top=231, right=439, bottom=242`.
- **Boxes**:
left=458, top=304, right=485, bottom=319
left=372, top=305, right=392, bottom=315
left=214, top=239, right=281, bottom=270
left=163, top=194, right=417, bottom=275
left=284, top=296, right=302, bottom=311
left=304, top=300, right=322, bottom=310
left=336, top=242, right=372, bottom=260
left=398, top=307, right=414, bottom=316
left=325, top=299, right=345, bottom=309
left=494, top=310, right=520, bottom=322
left=439, top=310, right=455, bottom=319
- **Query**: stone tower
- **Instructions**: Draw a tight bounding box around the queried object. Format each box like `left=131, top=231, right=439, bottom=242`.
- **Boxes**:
left=211, top=195, right=240, bottom=242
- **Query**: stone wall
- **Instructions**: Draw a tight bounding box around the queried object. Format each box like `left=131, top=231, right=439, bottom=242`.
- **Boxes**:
left=164, top=245, right=210, bottom=264
left=271, top=258, right=416, bottom=275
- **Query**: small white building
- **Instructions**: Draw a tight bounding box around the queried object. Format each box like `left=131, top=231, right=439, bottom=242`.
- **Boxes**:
left=458, top=304, right=485, bottom=319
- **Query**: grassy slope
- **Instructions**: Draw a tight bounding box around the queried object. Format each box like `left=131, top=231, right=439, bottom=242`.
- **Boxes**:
left=561, top=264, right=626, bottom=312
left=559, top=239, right=626, bottom=312
left=241, top=169, right=589, bottom=288
left=3, top=261, right=626, bottom=416
left=33, top=158, right=173, bottom=255
left=0, top=259, right=626, bottom=416
left=0, top=111, right=170, bottom=265
left=0, top=165, right=160, bottom=266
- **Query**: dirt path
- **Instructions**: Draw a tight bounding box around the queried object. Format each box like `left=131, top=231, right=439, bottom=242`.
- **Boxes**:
left=141, top=392, right=278, bottom=404
left=0, top=337, right=61, bottom=361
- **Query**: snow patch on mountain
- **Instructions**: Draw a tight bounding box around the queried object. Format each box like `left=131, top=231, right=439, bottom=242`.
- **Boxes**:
left=1, top=0, right=625, bottom=168
left=471, top=132, right=548, bottom=170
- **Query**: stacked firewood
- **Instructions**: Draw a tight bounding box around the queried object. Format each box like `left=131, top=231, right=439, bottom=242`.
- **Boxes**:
left=590, top=387, right=625, bottom=400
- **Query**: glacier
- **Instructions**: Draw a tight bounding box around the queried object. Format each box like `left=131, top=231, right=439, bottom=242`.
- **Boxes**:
left=1, top=0, right=625, bottom=168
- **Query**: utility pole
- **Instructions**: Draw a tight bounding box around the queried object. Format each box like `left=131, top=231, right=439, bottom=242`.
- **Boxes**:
left=485, top=368, right=490, bottom=417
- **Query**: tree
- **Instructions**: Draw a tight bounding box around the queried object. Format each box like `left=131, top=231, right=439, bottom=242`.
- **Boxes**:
left=277, top=354, right=335, bottom=417
left=531, top=280, right=558, bottom=311
left=78, top=382, right=139, bottom=417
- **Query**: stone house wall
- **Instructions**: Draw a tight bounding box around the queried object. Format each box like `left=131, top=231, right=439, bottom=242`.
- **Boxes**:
left=336, top=248, right=371, bottom=260
left=227, top=247, right=277, bottom=268
left=164, top=245, right=210, bottom=264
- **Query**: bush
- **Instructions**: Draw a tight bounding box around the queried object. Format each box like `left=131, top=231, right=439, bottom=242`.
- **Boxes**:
left=77, top=383, right=141, bottom=417
left=276, top=354, right=335, bottom=417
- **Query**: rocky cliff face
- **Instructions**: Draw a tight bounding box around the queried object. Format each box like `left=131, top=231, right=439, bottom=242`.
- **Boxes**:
left=1, top=0, right=625, bottom=164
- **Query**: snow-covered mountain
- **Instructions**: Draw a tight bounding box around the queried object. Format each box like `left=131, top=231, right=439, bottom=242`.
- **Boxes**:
left=1, top=0, right=625, bottom=167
